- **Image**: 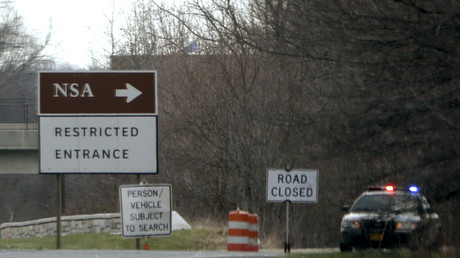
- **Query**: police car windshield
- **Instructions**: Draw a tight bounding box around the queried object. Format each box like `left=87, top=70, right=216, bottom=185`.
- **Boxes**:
left=351, top=193, right=419, bottom=212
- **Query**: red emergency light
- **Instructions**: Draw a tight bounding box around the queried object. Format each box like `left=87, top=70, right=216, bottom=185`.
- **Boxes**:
left=385, top=185, right=394, bottom=192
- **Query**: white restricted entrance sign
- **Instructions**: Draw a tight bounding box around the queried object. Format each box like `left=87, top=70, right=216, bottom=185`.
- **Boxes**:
left=266, top=169, right=318, bottom=203
left=120, top=184, right=171, bottom=238
left=39, top=116, right=157, bottom=173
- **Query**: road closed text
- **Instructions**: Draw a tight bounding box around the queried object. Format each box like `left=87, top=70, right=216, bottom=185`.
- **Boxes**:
left=271, top=185, right=314, bottom=198
left=271, top=173, right=314, bottom=197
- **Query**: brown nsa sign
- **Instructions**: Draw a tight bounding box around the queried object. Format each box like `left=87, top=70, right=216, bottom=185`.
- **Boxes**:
left=39, top=71, right=157, bottom=115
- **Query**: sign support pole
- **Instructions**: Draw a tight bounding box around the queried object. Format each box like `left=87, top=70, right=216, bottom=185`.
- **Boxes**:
left=135, top=174, right=141, bottom=250
left=284, top=165, right=291, bottom=253
left=56, top=174, right=62, bottom=249
left=284, top=201, right=291, bottom=253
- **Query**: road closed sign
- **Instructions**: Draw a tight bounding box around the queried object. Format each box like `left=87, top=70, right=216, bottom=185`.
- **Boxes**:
left=266, top=169, right=318, bottom=203
left=119, top=184, right=171, bottom=237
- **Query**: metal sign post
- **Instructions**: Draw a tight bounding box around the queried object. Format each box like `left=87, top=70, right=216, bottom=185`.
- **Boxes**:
left=285, top=200, right=291, bottom=253
left=56, top=174, right=62, bottom=249
left=136, top=174, right=141, bottom=250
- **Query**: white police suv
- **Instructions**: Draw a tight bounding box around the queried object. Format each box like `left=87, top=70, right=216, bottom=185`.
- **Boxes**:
left=340, top=185, right=442, bottom=251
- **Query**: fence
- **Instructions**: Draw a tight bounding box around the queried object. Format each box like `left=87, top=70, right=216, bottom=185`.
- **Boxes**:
left=0, top=98, right=37, bottom=128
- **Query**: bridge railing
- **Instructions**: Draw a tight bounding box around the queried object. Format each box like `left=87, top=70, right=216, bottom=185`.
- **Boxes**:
left=0, top=98, right=37, bottom=130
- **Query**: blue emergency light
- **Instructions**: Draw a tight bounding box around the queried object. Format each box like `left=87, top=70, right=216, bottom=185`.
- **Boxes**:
left=408, top=186, right=419, bottom=193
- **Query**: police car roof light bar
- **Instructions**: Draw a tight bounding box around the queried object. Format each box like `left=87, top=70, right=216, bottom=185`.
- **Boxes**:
left=367, top=185, right=419, bottom=193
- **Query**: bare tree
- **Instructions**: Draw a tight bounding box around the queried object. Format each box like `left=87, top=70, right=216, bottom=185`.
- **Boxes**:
left=103, top=0, right=459, bottom=247
left=0, top=1, right=49, bottom=97
left=185, top=0, right=459, bottom=246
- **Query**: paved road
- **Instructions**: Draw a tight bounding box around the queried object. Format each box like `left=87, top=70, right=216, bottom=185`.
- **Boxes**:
left=0, top=250, right=281, bottom=258
left=0, top=249, right=339, bottom=258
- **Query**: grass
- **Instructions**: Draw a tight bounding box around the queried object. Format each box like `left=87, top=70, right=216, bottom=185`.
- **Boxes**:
left=0, top=226, right=456, bottom=258
left=0, top=228, right=227, bottom=251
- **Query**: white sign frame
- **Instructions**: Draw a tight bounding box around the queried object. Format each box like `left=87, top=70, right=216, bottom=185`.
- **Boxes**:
left=266, top=169, right=318, bottom=203
left=119, top=184, right=172, bottom=238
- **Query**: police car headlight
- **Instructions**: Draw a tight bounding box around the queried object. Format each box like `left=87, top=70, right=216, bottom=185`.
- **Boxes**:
left=341, top=220, right=360, bottom=230
left=396, top=221, right=418, bottom=231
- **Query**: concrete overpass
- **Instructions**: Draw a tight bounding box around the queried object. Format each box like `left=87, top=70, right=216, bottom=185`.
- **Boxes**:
left=0, top=123, right=39, bottom=174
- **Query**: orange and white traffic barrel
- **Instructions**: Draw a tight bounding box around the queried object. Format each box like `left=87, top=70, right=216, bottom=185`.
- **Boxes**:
left=227, top=209, right=249, bottom=251
left=248, top=213, right=259, bottom=252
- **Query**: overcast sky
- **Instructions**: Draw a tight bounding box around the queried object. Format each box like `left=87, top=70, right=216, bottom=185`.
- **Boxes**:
left=14, top=0, right=135, bottom=69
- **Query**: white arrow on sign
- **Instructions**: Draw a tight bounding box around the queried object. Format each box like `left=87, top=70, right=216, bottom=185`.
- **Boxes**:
left=115, top=83, right=142, bottom=103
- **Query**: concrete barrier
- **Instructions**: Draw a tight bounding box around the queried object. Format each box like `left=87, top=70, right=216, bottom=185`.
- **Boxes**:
left=0, top=211, right=191, bottom=239
left=0, top=213, right=121, bottom=239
